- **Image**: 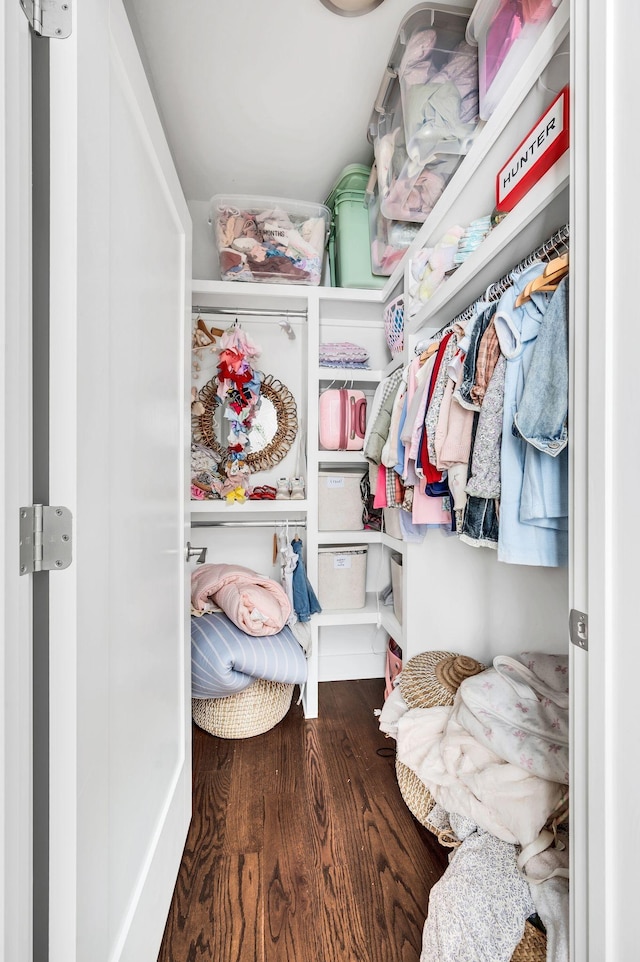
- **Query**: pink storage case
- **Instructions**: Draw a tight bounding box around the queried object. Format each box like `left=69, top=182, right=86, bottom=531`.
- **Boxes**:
left=318, top=388, right=367, bottom=451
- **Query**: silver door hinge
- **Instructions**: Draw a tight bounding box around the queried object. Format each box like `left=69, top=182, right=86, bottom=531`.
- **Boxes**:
left=19, top=505, right=72, bottom=575
left=569, top=608, right=588, bottom=651
left=20, top=0, right=72, bottom=39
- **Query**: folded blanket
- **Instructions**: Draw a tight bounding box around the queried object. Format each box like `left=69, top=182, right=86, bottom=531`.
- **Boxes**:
left=191, top=611, right=307, bottom=699
left=191, top=563, right=291, bottom=636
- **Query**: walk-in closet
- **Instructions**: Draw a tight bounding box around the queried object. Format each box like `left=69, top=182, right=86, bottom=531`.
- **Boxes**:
left=4, top=0, right=638, bottom=960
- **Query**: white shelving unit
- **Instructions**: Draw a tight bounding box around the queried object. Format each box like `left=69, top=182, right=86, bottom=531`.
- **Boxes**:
left=190, top=2, right=571, bottom=717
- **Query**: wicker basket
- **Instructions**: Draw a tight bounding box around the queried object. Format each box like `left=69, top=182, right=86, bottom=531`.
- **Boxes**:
left=400, top=650, right=486, bottom=709
left=192, top=679, right=294, bottom=739
left=512, top=920, right=547, bottom=961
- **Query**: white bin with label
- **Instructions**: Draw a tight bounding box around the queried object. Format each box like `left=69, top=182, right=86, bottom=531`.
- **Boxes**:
left=318, top=469, right=364, bottom=531
left=317, top=545, right=368, bottom=610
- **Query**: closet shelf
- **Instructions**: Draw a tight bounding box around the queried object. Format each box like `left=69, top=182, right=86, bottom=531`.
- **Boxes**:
left=380, top=608, right=403, bottom=643
left=317, top=451, right=368, bottom=465
left=190, top=500, right=308, bottom=516
left=315, top=367, right=384, bottom=383
left=407, top=153, right=570, bottom=335
left=317, top=529, right=381, bottom=546
left=381, top=532, right=405, bottom=553
left=192, top=279, right=386, bottom=305
left=315, top=593, right=383, bottom=627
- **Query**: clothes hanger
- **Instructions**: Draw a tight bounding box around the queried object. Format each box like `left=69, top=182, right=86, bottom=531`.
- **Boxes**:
left=419, top=341, right=440, bottom=365
left=514, top=253, right=569, bottom=307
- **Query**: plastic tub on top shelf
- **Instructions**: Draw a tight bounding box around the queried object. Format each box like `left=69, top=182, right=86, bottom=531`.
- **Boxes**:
left=209, top=194, right=330, bottom=285
left=466, top=0, right=560, bottom=121
left=366, top=177, right=420, bottom=276
left=324, top=164, right=386, bottom=290
left=368, top=4, right=479, bottom=224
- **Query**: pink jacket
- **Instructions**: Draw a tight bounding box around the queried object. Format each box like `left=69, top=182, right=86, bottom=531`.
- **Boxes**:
left=191, top=563, right=291, bottom=636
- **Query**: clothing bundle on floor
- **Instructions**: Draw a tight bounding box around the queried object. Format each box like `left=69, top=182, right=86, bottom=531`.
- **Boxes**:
left=369, top=266, right=569, bottom=566
left=380, top=649, right=570, bottom=962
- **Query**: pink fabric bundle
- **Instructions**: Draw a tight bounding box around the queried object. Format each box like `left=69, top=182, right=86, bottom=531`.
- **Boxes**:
left=191, top=563, right=291, bottom=636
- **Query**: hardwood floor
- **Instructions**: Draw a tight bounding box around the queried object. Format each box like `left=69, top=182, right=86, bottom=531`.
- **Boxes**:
left=157, top=679, right=448, bottom=962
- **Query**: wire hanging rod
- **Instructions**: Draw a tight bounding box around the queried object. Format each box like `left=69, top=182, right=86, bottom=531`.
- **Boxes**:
left=192, top=305, right=308, bottom=320
left=191, top=518, right=307, bottom=529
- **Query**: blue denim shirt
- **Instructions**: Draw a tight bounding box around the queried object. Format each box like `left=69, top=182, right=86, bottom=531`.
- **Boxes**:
left=291, top=539, right=322, bottom=622
left=512, top=276, right=569, bottom=456
left=495, top=265, right=568, bottom=567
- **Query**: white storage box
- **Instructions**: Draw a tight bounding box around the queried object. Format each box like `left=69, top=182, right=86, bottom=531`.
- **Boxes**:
left=318, top=545, right=368, bottom=610
left=209, top=193, right=330, bottom=285
left=466, top=0, right=559, bottom=121
left=318, top=470, right=364, bottom=531
left=390, top=552, right=403, bottom=625
left=383, top=507, right=403, bottom=540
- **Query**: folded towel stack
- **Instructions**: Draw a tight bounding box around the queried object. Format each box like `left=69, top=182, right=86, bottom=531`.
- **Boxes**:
left=319, top=341, right=370, bottom=369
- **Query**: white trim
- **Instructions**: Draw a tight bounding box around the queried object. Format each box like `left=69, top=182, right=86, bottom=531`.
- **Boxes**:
left=1, top=4, right=33, bottom=961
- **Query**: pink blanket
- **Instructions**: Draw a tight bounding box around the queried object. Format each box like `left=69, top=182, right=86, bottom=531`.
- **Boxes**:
left=191, top=563, right=291, bottom=636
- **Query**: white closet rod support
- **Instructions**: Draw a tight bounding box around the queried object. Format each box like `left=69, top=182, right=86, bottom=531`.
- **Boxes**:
left=192, top=305, right=308, bottom=320
left=191, top=519, right=307, bottom=529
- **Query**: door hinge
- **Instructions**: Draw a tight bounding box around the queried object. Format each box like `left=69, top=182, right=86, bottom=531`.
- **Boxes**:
left=20, top=0, right=72, bottom=39
left=19, top=505, right=73, bottom=575
left=569, top=608, right=588, bottom=651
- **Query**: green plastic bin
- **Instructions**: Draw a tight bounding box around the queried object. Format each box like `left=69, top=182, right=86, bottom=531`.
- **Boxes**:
left=325, top=164, right=386, bottom=290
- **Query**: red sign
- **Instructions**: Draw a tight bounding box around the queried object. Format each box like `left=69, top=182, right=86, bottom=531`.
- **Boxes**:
left=496, top=86, right=570, bottom=213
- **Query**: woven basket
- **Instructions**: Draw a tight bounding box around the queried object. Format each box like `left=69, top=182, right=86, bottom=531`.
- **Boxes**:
left=511, top=920, right=547, bottom=962
left=192, top=679, right=294, bottom=739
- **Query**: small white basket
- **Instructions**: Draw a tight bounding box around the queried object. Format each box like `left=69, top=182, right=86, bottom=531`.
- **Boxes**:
left=318, top=545, right=368, bottom=610
left=384, top=294, right=404, bottom=355
left=318, top=470, right=364, bottom=531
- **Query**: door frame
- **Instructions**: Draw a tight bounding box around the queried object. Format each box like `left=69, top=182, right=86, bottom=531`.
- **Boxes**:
left=1, top=4, right=34, bottom=961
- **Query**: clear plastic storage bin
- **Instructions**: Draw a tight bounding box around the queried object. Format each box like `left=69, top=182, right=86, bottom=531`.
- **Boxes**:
left=209, top=194, right=330, bottom=285
left=367, top=178, right=420, bottom=275
left=368, top=5, right=479, bottom=223
left=466, top=0, right=560, bottom=121
left=318, top=545, right=368, bottom=610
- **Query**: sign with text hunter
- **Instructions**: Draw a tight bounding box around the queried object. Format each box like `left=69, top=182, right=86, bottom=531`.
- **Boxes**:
left=496, top=86, right=570, bottom=213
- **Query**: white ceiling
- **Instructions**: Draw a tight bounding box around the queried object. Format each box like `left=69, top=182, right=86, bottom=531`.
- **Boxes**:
left=123, top=0, right=473, bottom=207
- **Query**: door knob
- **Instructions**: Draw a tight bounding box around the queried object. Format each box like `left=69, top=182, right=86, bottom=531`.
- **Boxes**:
left=185, top=542, right=207, bottom=564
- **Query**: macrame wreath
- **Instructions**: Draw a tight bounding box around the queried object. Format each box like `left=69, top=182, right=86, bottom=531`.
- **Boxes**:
left=215, top=323, right=263, bottom=495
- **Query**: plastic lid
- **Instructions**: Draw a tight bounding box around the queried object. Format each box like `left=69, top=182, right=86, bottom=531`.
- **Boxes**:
left=325, top=164, right=373, bottom=209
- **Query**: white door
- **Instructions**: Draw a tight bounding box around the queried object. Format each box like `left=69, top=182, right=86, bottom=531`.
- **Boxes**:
left=47, top=1, right=192, bottom=960
left=1, top=4, right=34, bottom=962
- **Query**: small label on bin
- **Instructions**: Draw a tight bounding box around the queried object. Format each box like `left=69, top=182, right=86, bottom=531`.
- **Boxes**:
left=327, top=477, right=344, bottom=489
left=333, top=555, right=352, bottom=570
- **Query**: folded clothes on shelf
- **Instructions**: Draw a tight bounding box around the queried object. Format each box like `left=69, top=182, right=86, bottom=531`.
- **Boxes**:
left=319, top=341, right=370, bottom=368
left=454, top=215, right=494, bottom=265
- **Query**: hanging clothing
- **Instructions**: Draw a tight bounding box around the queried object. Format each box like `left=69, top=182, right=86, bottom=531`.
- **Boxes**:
left=290, top=537, right=322, bottom=623
left=495, top=264, right=568, bottom=567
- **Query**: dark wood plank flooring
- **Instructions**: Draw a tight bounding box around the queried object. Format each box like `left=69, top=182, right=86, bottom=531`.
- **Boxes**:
left=158, top=679, right=448, bottom=962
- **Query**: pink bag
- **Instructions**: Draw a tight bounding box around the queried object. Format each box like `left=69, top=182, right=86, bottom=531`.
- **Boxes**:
left=384, top=637, right=403, bottom=700
left=319, top=388, right=367, bottom=450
